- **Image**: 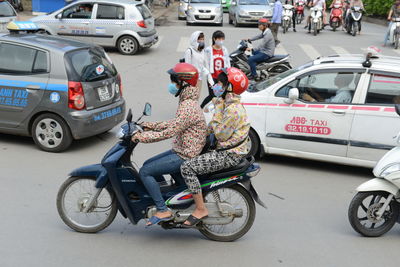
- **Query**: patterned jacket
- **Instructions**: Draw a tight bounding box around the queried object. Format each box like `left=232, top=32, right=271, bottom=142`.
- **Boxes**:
left=135, top=86, right=207, bottom=160
left=209, top=93, right=250, bottom=155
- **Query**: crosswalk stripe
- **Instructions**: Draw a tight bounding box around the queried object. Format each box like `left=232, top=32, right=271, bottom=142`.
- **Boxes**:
left=331, top=46, right=350, bottom=55
left=299, top=44, right=321, bottom=60
left=393, top=49, right=400, bottom=56
left=177, top=37, right=190, bottom=52
left=275, top=44, right=288, bottom=55
left=153, top=36, right=163, bottom=49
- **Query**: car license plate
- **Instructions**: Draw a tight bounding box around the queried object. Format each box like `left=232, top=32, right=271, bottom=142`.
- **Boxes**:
left=199, top=15, right=211, bottom=19
left=98, top=86, right=111, bottom=102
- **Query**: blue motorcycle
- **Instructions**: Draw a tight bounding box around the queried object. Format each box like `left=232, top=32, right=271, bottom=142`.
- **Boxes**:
left=56, top=104, right=265, bottom=242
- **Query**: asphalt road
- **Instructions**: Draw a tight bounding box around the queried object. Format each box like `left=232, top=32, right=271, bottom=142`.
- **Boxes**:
left=0, top=8, right=399, bottom=267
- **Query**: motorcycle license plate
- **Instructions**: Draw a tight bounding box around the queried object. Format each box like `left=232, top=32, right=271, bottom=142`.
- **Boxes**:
left=98, top=86, right=111, bottom=101
left=199, top=15, right=211, bottom=19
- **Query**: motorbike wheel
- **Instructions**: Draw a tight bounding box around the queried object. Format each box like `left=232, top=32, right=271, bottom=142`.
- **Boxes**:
left=268, top=64, right=292, bottom=77
left=348, top=191, right=399, bottom=237
left=199, top=185, right=256, bottom=242
left=297, top=14, right=303, bottom=24
left=352, top=22, right=358, bottom=37
left=57, top=176, right=118, bottom=233
left=395, top=33, right=399, bottom=50
left=313, top=23, right=318, bottom=36
left=283, top=22, right=287, bottom=34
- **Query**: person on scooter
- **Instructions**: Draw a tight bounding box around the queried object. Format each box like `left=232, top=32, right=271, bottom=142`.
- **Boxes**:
left=329, top=0, right=345, bottom=29
left=286, top=0, right=297, bottom=32
left=202, top=30, right=231, bottom=109
left=131, top=63, right=208, bottom=227
left=345, top=0, right=364, bottom=28
left=384, top=0, right=400, bottom=46
left=180, top=68, right=250, bottom=227
left=245, top=18, right=275, bottom=81
left=305, top=0, right=326, bottom=33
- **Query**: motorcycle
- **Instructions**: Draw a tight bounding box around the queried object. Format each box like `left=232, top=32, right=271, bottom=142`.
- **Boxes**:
left=296, top=0, right=305, bottom=24
left=345, top=6, right=363, bottom=36
left=388, top=18, right=400, bottom=50
left=329, top=2, right=343, bottom=31
left=7, top=0, right=23, bottom=11
left=282, top=4, right=294, bottom=34
left=230, top=40, right=292, bottom=81
left=56, top=104, right=266, bottom=242
left=310, top=6, right=323, bottom=36
left=348, top=104, right=400, bottom=237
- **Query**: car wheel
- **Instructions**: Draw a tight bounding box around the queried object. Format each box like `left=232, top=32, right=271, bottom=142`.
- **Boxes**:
left=31, top=113, right=73, bottom=152
left=117, top=36, right=139, bottom=55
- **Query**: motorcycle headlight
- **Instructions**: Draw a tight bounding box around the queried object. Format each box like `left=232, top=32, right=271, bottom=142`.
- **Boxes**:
left=239, top=9, right=247, bottom=16
left=380, top=163, right=400, bottom=177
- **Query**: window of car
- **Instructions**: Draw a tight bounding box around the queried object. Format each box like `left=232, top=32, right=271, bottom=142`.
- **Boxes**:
left=136, top=4, right=152, bottom=20
left=239, top=0, right=269, bottom=5
left=62, top=3, right=94, bottom=19
left=0, top=43, right=48, bottom=75
left=96, top=4, right=125, bottom=20
left=0, top=2, right=16, bottom=17
left=190, top=0, right=221, bottom=4
left=275, top=80, right=298, bottom=98
left=366, top=73, right=400, bottom=105
left=65, top=47, right=117, bottom=82
left=296, top=71, right=362, bottom=104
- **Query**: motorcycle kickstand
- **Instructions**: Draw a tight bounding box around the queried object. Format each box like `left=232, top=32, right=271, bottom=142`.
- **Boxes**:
left=212, top=191, right=228, bottom=217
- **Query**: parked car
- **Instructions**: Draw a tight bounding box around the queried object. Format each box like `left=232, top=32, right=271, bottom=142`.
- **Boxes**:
left=178, top=0, right=189, bottom=20
left=31, top=0, right=158, bottom=55
left=0, top=23, right=125, bottom=152
left=186, top=0, right=223, bottom=26
left=0, top=0, right=17, bottom=33
left=229, top=0, right=273, bottom=27
left=222, top=0, right=231, bottom=12
left=206, top=54, right=400, bottom=167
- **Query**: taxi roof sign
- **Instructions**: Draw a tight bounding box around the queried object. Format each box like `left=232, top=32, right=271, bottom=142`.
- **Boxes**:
left=7, top=21, right=39, bottom=32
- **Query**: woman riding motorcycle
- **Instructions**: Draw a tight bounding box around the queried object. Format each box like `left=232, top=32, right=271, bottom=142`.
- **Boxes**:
left=131, top=63, right=207, bottom=226
left=180, top=67, right=251, bottom=227
left=384, top=0, right=400, bottom=46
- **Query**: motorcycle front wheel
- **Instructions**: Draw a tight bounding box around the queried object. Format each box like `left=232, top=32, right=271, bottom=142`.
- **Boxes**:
left=395, top=33, right=399, bottom=50
left=348, top=191, right=399, bottom=237
left=199, top=185, right=256, bottom=242
left=57, top=176, right=118, bottom=233
left=352, top=22, right=358, bottom=36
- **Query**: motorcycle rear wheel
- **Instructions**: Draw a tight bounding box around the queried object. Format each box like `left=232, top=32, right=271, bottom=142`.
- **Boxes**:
left=199, top=185, right=256, bottom=242
left=348, top=191, right=399, bottom=237
left=57, top=176, right=118, bottom=233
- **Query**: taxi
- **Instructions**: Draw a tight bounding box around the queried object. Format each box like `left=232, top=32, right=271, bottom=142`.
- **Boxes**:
left=0, top=22, right=125, bottom=152
left=234, top=53, right=400, bottom=167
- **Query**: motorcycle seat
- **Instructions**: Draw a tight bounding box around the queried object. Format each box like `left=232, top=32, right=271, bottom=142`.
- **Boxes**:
left=264, top=55, right=289, bottom=63
left=198, top=156, right=255, bottom=181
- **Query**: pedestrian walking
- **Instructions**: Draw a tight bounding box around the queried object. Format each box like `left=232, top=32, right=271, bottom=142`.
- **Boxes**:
left=271, top=0, right=283, bottom=46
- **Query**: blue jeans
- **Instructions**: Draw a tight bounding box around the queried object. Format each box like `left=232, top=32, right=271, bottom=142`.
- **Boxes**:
left=384, top=22, right=393, bottom=46
left=139, top=150, right=184, bottom=212
left=248, top=51, right=271, bottom=77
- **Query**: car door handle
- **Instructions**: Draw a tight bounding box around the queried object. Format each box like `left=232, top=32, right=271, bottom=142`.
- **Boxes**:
left=332, top=110, right=346, bottom=115
left=26, top=85, right=41, bottom=90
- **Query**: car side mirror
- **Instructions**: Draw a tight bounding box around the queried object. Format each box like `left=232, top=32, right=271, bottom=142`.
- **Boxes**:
left=144, top=103, right=152, bottom=116
left=285, top=88, right=299, bottom=104
left=56, top=13, right=62, bottom=19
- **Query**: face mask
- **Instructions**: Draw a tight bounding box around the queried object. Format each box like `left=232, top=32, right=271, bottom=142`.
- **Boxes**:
left=197, top=41, right=205, bottom=50
left=168, top=83, right=179, bottom=96
left=215, top=40, right=224, bottom=46
left=212, top=84, right=225, bottom=97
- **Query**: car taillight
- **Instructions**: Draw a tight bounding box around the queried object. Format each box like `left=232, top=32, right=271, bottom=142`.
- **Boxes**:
left=137, top=20, right=147, bottom=28
left=117, top=74, right=123, bottom=96
left=68, top=81, right=85, bottom=110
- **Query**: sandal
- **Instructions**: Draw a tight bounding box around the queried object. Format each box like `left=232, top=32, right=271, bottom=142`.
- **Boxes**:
left=146, top=215, right=173, bottom=228
left=182, top=214, right=208, bottom=228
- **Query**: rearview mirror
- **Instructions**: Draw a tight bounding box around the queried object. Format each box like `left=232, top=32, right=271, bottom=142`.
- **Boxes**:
left=127, top=109, right=133, bottom=122
left=144, top=103, right=152, bottom=116
left=285, top=88, right=299, bottom=104
left=56, top=13, right=62, bottom=19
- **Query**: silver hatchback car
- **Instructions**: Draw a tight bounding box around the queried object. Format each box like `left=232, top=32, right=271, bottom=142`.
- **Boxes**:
left=31, top=0, right=158, bottom=55
left=229, top=0, right=273, bottom=26
left=0, top=1, right=17, bottom=33
left=186, top=0, right=223, bottom=26
left=0, top=30, right=125, bottom=152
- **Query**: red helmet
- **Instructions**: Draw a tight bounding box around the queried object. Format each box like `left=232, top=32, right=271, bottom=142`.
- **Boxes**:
left=167, top=63, right=199, bottom=87
left=258, top=18, right=270, bottom=26
left=223, top=67, right=249, bottom=95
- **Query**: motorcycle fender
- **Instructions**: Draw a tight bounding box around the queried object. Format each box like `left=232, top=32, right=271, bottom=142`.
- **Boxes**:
left=68, top=164, right=110, bottom=188
left=241, top=180, right=267, bottom=209
left=356, top=178, right=400, bottom=197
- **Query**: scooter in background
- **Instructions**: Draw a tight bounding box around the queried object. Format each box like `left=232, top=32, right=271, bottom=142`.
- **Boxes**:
left=282, top=4, right=294, bottom=34
left=388, top=18, right=400, bottom=49
left=329, top=1, right=343, bottom=31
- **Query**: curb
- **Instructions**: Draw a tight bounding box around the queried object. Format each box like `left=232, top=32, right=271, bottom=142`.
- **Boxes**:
left=364, top=16, right=388, bottom=27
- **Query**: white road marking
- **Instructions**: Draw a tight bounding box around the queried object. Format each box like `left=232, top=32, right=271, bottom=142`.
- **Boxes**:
left=275, top=44, right=288, bottom=55
left=330, top=46, right=350, bottom=55
left=393, top=49, right=400, bottom=56
left=153, top=35, right=163, bottom=49
left=176, top=37, right=190, bottom=52
left=299, top=44, right=321, bottom=60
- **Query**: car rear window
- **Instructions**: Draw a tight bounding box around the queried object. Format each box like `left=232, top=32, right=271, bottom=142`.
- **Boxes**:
left=65, top=47, right=117, bottom=82
left=136, top=4, right=152, bottom=20
left=0, top=2, right=16, bottom=17
left=97, top=4, right=125, bottom=20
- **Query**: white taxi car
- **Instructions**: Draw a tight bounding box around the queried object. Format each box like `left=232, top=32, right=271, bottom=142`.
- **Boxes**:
left=230, top=54, right=400, bottom=168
